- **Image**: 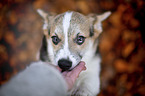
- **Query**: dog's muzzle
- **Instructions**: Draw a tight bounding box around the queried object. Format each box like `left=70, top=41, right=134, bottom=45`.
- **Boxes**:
left=58, top=59, right=72, bottom=71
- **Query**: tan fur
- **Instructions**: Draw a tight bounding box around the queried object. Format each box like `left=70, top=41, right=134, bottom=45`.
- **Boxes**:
left=37, top=9, right=111, bottom=96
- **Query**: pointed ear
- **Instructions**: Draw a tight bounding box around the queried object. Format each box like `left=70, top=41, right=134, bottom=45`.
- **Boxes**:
left=95, top=11, right=111, bottom=33
left=89, top=11, right=111, bottom=38
left=37, top=9, right=56, bottom=36
left=37, top=9, right=49, bottom=21
left=97, top=11, right=111, bottom=22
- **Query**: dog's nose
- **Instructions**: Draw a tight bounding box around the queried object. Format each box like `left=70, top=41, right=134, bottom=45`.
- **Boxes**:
left=58, top=59, right=72, bottom=71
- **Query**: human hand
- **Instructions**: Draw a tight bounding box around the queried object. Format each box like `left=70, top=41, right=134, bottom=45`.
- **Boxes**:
left=57, top=61, right=86, bottom=91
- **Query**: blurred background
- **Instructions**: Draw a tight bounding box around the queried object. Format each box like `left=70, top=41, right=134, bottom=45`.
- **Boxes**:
left=0, top=0, right=145, bottom=96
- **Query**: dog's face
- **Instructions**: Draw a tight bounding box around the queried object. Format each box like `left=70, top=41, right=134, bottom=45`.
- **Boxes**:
left=38, top=10, right=111, bottom=71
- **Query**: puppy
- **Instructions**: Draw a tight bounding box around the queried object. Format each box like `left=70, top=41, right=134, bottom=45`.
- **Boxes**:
left=37, top=9, right=111, bottom=96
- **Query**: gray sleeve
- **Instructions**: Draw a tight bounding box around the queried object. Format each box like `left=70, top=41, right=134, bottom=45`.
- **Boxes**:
left=0, top=61, right=67, bottom=96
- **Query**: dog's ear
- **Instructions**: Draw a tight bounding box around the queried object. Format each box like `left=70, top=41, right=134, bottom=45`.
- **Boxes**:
left=37, top=9, right=49, bottom=21
left=88, top=11, right=111, bottom=38
left=37, top=9, right=56, bottom=36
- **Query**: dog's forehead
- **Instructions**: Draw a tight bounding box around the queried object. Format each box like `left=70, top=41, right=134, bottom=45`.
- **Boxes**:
left=53, top=11, right=87, bottom=24
left=70, top=12, right=90, bottom=35
left=50, top=11, right=90, bottom=35
left=53, top=13, right=64, bottom=25
left=71, top=12, right=88, bottom=24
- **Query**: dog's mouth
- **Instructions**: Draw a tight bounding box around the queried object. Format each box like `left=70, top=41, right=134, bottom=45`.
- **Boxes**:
left=61, top=67, right=73, bottom=72
left=61, top=61, right=83, bottom=72
left=58, top=59, right=81, bottom=72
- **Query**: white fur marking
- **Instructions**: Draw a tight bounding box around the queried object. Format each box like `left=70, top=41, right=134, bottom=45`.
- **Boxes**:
left=62, top=12, right=73, bottom=58
left=63, top=12, right=73, bottom=51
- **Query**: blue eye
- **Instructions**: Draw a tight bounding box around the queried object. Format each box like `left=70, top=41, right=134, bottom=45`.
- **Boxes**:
left=51, top=36, right=61, bottom=45
left=75, top=36, right=86, bottom=45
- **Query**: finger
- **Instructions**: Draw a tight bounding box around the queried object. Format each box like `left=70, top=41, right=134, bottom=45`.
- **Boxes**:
left=62, top=71, right=68, bottom=76
left=69, top=61, right=86, bottom=78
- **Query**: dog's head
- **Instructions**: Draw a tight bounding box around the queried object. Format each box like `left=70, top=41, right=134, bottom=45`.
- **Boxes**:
left=37, top=10, right=111, bottom=71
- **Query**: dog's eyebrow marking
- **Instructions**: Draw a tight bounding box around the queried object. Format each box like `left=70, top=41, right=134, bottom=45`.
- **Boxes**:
left=89, top=26, right=94, bottom=37
left=62, top=12, right=73, bottom=57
